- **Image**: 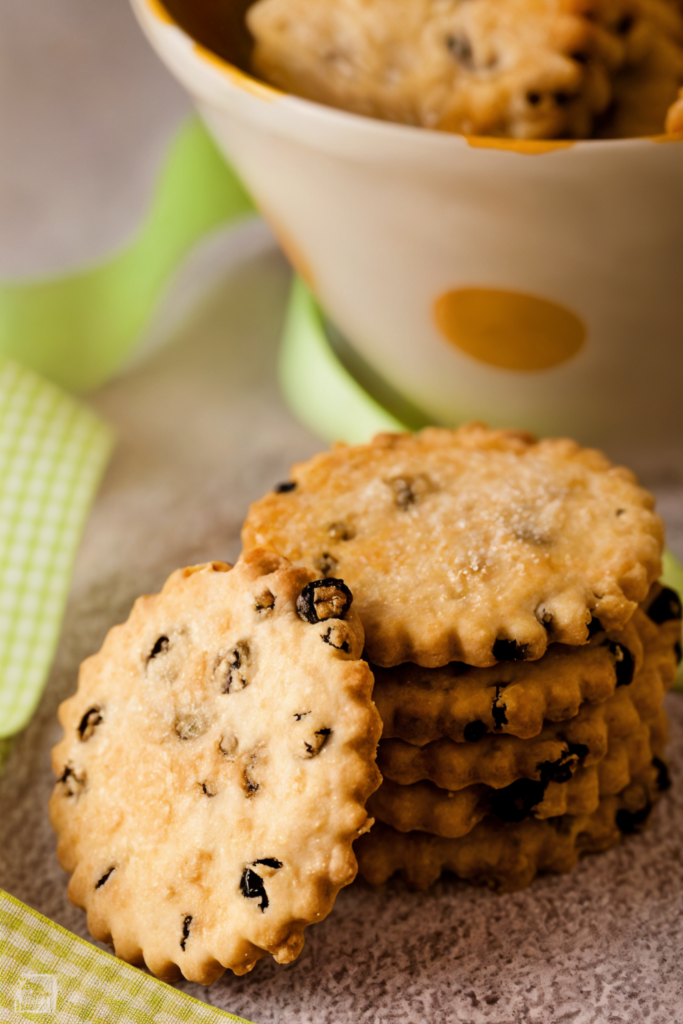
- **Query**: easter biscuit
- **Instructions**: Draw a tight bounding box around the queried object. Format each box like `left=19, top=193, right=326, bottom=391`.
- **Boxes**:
left=373, top=596, right=678, bottom=744
left=50, top=552, right=382, bottom=983
left=248, top=0, right=617, bottom=139
left=368, top=708, right=663, bottom=837
left=243, top=425, right=664, bottom=669
left=373, top=614, right=645, bottom=745
left=357, top=761, right=666, bottom=890
left=592, top=0, right=683, bottom=68
left=377, top=645, right=664, bottom=791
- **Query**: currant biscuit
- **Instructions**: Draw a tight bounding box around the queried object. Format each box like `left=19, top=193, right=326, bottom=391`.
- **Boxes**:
left=242, top=425, right=664, bottom=669
left=369, top=707, right=665, bottom=837
left=377, top=626, right=672, bottom=792
left=50, top=552, right=382, bottom=983
left=248, top=0, right=683, bottom=138
left=373, top=595, right=679, bottom=744
left=357, top=761, right=667, bottom=891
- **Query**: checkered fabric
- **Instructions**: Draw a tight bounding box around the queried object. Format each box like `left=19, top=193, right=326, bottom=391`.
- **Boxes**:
left=0, top=889, right=251, bottom=1023
left=0, top=357, right=113, bottom=746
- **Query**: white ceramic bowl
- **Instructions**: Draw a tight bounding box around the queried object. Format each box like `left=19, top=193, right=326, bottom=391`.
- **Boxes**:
left=131, top=0, right=683, bottom=447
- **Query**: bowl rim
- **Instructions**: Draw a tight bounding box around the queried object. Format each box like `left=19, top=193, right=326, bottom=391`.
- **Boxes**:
left=142, top=0, right=683, bottom=153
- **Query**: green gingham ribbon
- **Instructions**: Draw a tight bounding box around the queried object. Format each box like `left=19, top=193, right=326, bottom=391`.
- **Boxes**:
left=0, top=359, right=113, bottom=745
left=0, top=890, right=251, bottom=1022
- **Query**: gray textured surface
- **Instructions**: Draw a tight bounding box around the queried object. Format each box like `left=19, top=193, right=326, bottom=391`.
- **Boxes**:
left=2, top=1, right=683, bottom=1022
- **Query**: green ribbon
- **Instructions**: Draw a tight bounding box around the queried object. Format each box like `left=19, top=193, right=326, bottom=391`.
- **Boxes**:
left=0, top=118, right=255, bottom=393
left=0, top=358, right=114, bottom=743
left=0, top=889, right=250, bottom=1022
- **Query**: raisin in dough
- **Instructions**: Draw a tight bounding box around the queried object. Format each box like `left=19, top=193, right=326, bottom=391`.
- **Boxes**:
left=242, top=425, right=664, bottom=669
left=50, top=551, right=382, bottom=983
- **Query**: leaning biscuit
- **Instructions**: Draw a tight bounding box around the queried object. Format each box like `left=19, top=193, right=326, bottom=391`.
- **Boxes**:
left=368, top=707, right=664, bottom=837
left=50, top=552, right=382, bottom=983
left=357, top=761, right=667, bottom=891
left=242, top=425, right=664, bottom=669
left=374, top=596, right=679, bottom=744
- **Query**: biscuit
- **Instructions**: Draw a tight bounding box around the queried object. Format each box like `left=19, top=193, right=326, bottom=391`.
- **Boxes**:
left=373, top=614, right=643, bottom=744
left=242, top=425, right=664, bottom=669
left=357, top=761, right=667, bottom=890
left=50, top=552, right=382, bottom=983
left=373, top=599, right=678, bottom=743
left=368, top=708, right=664, bottom=837
left=247, top=0, right=616, bottom=139
left=377, top=641, right=666, bottom=791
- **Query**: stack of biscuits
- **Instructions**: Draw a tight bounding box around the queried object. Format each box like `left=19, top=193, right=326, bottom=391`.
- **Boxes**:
left=247, top=0, right=683, bottom=139
left=363, top=587, right=680, bottom=890
left=243, top=424, right=682, bottom=892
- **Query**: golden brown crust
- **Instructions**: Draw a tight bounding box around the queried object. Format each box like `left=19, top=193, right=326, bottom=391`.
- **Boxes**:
left=596, top=4, right=683, bottom=136
left=50, top=552, right=382, bottom=983
left=242, top=425, right=664, bottom=669
left=357, top=761, right=665, bottom=891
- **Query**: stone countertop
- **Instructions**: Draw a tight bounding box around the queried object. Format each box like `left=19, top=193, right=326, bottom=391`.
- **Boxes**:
left=1, top=2, right=683, bottom=1022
